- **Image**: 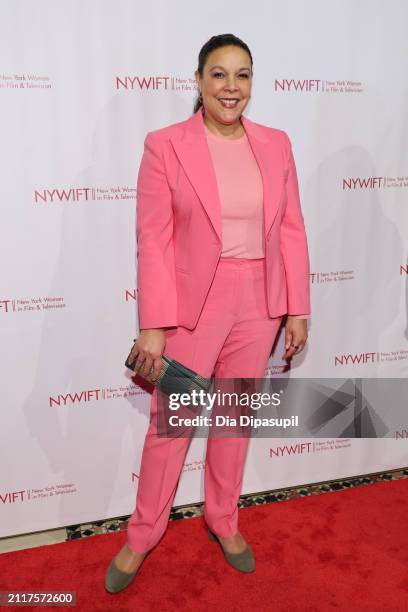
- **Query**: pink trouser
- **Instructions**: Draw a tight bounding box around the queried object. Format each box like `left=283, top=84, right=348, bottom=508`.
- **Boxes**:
left=127, top=257, right=283, bottom=553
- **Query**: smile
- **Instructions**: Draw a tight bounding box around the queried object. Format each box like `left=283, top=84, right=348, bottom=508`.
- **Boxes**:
left=218, top=98, right=240, bottom=108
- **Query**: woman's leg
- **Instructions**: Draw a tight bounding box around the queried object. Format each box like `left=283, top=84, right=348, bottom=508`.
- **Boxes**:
left=122, top=257, right=281, bottom=565
left=126, top=388, right=193, bottom=553
left=204, top=258, right=283, bottom=546
left=126, top=261, right=242, bottom=554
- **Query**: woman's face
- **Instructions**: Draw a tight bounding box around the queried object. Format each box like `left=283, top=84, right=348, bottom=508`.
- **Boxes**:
left=195, top=45, right=252, bottom=126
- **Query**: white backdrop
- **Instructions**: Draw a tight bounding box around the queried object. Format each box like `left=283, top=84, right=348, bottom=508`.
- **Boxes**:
left=1, top=0, right=407, bottom=537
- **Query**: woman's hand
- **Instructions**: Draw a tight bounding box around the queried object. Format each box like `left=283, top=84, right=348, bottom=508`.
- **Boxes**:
left=129, top=328, right=166, bottom=382
left=282, top=317, right=308, bottom=360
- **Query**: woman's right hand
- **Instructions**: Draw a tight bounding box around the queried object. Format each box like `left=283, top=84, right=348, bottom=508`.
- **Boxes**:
left=130, top=328, right=166, bottom=382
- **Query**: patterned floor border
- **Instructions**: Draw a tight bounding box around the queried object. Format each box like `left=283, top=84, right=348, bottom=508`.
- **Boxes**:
left=66, top=466, right=408, bottom=542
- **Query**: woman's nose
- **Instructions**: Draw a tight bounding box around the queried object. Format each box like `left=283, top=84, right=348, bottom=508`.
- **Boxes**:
left=224, top=80, right=239, bottom=91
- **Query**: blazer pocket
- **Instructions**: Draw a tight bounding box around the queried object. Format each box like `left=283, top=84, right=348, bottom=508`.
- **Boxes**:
left=175, top=266, right=189, bottom=275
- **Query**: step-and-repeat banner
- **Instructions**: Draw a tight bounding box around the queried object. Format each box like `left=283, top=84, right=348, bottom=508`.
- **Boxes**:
left=1, top=0, right=407, bottom=537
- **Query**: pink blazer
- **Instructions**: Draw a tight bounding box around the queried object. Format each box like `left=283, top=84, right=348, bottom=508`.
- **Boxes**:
left=136, top=108, right=311, bottom=331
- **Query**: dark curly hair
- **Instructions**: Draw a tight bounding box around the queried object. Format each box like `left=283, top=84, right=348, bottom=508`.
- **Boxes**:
left=193, top=34, right=253, bottom=114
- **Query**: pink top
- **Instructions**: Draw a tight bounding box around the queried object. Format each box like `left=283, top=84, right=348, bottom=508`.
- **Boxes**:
left=205, top=124, right=264, bottom=258
left=204, top=124, right=309, bottom=320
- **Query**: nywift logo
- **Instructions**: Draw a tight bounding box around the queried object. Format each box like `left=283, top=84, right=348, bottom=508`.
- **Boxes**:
left=49, top=389, right=103, bottom=407
left=343, top=175, right=408, bottom=190
left=274, top=79, right=322, bottom=92
left=269, top=442, right=312, bottom=457
left=116, top=76, right=173, bottom=90
left=1, top=484, right=77, bottom=503
left=334, top=350, right=408, bottom=366
left=334, top=352, right=378, bottom=367
left=269, top=439, right=352, bottom=459
left=49, top=383, right=146, bottom=406
left=274, top=79, right=364, bottom=94
left=343, top=176, right=384, bottom=189
left=34, top=186, right=136, bottom=204
left=116, top=75, right=198, bottom=94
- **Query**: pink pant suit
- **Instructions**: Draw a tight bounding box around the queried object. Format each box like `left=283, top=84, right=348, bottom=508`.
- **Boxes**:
left=127, top=121, right=308, bottom=553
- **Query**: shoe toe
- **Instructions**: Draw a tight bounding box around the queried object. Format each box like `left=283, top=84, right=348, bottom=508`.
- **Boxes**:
left=105, top=559, right=137, bottom=594
left=225, top=547, right=255, bottom=573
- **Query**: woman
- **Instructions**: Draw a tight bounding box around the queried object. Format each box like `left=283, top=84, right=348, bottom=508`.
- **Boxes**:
left=105, top=33, right=310, bottom=594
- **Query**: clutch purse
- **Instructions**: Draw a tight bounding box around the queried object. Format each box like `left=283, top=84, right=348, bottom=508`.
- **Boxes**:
left=125, top=340, right=212, bottom=397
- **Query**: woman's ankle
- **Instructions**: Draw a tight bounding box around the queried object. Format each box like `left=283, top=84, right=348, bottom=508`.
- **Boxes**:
left=125, top=542, right=148, bottom=556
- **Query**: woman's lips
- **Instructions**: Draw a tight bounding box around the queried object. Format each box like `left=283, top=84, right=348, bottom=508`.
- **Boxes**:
left=218, top=98, right=240, bottom=108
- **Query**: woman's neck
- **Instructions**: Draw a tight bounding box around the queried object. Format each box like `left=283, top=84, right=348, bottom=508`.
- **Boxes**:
left=202, top=112, right=245, bottom=140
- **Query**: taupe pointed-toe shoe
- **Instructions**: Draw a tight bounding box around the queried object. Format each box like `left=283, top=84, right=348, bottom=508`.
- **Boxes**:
left=105, top=558, right=138, bottom=594
left=208, top=528, right=255, bottom=573
left=105, top=549, right=148, bottom=594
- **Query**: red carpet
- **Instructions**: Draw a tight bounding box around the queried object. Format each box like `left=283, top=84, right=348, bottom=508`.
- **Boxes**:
left=1, top=478, right=407, bottom=611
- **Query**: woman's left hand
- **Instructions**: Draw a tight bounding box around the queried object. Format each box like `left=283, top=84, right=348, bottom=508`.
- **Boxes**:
left=282, top=317, right=308, bottom=360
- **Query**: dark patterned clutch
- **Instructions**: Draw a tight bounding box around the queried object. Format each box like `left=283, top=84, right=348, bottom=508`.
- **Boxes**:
left=125, top=343, right=212, bottom=396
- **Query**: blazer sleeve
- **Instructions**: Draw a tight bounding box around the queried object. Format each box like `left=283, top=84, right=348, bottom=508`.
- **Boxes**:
left=136, top=131, right=178, bottom=329
left=279, top=132, right=311, bottom=316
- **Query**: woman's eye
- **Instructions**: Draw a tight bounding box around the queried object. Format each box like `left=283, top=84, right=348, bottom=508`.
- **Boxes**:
left=212, top=72, right=249, bottom=79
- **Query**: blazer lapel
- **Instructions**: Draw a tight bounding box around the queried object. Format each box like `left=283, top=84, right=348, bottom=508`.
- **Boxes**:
left=169, top=108, right=284, bottom=242
left=241, top=114, right=284, bottom=238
